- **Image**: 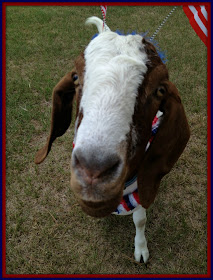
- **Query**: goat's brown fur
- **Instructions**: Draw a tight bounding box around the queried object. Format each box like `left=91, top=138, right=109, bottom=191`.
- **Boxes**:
left=35, top=38, right=190, bottom=212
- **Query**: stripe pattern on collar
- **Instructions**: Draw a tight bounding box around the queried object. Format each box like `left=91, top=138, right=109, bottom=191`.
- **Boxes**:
left=113, top=110, right=163, bottom=215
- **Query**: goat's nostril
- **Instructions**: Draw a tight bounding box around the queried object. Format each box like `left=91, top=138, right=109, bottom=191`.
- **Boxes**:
left=100, top=159, right=121, bottom=178
left=75, top=154, right=101, bottom=180
left=73, top=149, right=121, bottom=183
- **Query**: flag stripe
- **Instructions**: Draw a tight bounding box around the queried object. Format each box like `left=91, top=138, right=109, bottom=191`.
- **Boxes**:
left=197, top=6, right=207, bottom=27
left=183, top=5, right=208, bottom=46
left=100, top=5, right=107, bottom=31
left=200, top=6, right=207, bottom=20
left=188, top=14, right=207, bottom=45
left=189, top=6, right=207, bottom=36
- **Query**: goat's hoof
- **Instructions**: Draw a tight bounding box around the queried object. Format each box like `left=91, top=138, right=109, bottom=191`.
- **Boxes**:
left=134, top=249, right=149, bottom=264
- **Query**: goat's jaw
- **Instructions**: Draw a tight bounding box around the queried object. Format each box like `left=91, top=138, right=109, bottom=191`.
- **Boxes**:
left=77, top=191, right=123, bottom=218
left=70, top=164, right=127, bottom=217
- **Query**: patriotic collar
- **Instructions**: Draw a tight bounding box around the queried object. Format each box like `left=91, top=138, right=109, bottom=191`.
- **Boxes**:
left=113, top=110, right=163, bottom=215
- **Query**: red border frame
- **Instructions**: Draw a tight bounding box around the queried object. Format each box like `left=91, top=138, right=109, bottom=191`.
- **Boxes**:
left=2, top=2, right=211, bottom=279
left=207, top=1, right=211, bottom=279
left=2, top=2, right=212, bottom=6
left=2, top=2, right=7, bottom=279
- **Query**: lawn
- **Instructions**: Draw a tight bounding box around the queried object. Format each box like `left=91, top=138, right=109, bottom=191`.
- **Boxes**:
left=5, top=5, right=207, bottom=275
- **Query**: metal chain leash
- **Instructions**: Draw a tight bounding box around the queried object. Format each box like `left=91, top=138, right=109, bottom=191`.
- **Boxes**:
left=150, top=6, right=177, bottom=41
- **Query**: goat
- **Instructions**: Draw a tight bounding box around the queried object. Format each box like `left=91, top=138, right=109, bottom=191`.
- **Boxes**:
left=35, top=17, right=190, bottom=263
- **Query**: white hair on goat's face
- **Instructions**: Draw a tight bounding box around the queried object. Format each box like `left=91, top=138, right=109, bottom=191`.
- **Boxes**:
left=74, top=17, right=148, bottom=154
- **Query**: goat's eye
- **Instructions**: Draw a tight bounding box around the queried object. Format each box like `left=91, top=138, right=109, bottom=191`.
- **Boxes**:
left=73, top=74, right=79, bottom=86
left=156, top=86, right=166, bottom=97
left=73, top=74, right=78, bottom=82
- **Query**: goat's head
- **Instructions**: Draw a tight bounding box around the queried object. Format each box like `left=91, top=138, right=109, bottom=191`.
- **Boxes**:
left=35, top=17, right=190, bottom=217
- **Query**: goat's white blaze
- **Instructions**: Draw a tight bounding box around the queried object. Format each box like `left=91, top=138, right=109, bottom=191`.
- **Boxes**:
left=75, top=27, right=148, bottom=152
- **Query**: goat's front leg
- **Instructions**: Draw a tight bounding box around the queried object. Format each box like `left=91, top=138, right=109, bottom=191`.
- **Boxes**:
left=133, top=205, right=149, bottom=263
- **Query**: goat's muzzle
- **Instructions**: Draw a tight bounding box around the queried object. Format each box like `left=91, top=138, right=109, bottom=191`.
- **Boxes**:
left=70, top=147, right=127, bottom=217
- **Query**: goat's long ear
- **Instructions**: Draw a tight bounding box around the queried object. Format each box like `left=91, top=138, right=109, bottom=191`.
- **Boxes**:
left=137, top=80, right=190, bottom=209
left=35, top=71, right=77, bottom=164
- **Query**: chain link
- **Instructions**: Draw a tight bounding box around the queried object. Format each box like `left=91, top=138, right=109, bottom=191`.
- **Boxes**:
left=150, top=6, right=177, bottom=41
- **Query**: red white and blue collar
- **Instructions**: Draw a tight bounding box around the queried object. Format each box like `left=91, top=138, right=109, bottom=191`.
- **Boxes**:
left=113, top=110, right=163, bottom=215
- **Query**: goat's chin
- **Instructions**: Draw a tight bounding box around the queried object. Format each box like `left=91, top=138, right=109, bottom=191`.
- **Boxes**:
left=70, top=167, right=125, bottom=217
left=78, top=194, right=123, bottom=218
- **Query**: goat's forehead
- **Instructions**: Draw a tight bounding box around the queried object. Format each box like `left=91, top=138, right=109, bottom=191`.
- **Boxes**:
left=85, top=32, right=146, bottom=62
left=81, top=31, right=148, bottom=104
left=75, top=32, right=148, bottom=149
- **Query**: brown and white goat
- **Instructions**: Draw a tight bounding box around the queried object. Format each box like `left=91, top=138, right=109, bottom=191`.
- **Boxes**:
left=35, top=17, right=190, bottom=263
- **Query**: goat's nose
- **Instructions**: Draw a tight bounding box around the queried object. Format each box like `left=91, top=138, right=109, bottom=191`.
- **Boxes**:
left=73, top=148, right=121, bottom=185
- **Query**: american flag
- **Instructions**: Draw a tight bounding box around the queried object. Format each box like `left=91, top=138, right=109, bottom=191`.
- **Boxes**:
left=183, top=5, right=208, bottom=46
left=100, top=5, right=107, bottom=31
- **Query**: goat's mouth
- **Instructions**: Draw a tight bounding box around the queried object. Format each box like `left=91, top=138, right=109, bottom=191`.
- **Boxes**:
left=77, top=193, right=123, bottom=217
left=70, top=158, right=127, bottom=217
left=70, top=173, right=124, bottom=217
left=70, top=145, right=128, bottom=217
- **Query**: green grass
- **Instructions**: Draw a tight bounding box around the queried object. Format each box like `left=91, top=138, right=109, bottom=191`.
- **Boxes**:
left=6, top=5, right=207, bottom=275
